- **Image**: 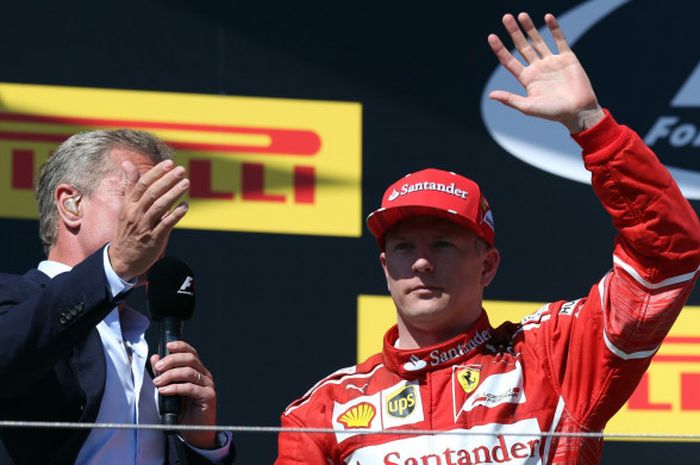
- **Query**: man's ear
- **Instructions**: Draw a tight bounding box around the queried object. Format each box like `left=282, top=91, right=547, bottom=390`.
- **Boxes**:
left=379, top=252, right=390, bottom=291
left=55, top=184, right=82, bottom=228
left=481, top=247, right=500, bottom=287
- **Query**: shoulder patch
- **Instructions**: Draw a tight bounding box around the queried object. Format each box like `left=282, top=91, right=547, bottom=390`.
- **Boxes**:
left=558, top=298, right=583, bottom=317
left=520, top=304, right=551, bottom=326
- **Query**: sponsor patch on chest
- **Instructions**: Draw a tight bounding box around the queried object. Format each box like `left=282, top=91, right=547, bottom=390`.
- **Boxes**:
left=456, top=365, right=481, bottom=394
left=345, top=419, right=543, bottom=465
left=452, top=361, right=526, bottom=421
left=332, top=380, right=425, bottom=442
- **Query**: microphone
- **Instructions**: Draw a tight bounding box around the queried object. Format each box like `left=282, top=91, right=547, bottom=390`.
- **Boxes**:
left=147, top=257, right=196, bottom=427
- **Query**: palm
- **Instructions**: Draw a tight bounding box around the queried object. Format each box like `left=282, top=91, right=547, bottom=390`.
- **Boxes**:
left=517, top=52, right=596, bottom=119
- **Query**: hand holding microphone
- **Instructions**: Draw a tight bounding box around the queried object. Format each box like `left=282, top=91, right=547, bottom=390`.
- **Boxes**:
left=148, top=257, right=219, bottom=449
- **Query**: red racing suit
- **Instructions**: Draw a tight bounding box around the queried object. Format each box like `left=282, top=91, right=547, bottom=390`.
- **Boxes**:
left=275, top=112, right=700, bottom=465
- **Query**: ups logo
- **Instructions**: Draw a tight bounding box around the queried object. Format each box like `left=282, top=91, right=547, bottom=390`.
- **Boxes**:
left=386, top=385, right=417, bottom=418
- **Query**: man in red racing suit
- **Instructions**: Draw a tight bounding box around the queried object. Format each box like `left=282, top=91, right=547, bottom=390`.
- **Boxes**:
left=275, top=12, right=700, bottom=465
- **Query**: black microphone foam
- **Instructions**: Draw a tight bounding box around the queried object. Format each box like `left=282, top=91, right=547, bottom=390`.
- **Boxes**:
left=147, top=256, right=195, bottom=321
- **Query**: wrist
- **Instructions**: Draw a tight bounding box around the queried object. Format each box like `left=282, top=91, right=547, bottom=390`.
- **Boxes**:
left=563, top=106, right=605, bottom=134
left=107, top=245, right=133, bottom=282
left=182, top=431, right=218, bottom=449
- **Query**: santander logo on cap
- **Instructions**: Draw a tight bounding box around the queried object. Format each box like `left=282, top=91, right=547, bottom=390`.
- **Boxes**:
left=387, top=180, right=470, bottom=202
left=367, top=168, right=495, bottom=246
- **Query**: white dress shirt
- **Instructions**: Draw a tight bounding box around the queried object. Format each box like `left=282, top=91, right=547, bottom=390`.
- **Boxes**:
left=37, top=246, right=229, bottom=465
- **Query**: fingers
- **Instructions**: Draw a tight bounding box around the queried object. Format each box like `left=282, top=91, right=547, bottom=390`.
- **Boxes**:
left=494, top=13, right=567, bottom=63
left=154, top=372, right=211, bottom=399
left=488, top=11, right=597, bottom=128
left=149, top=207, right=186, bottom=253
left=150, top=353, right=160, bottom=370
left=120, top=158, right=189, bottom=234
left=154, top=355, right=210, bottom=383
left=151, top=342, right=218, bottom=448
left=488, top=90, right=529, bottom=114
left=110, top=158, right=189, bottom=280
left=125, top=159, right=189, bottom=229
left=142, top=165, right=187, bottom=213
left=145, top=180, right=189, bottom=232
left=154, top=367, right=211, bottom=395
left=501, top=13, right=539, bottom=63
left=487, top=33, right=524, bottom=78
left=127, top=159, right=173, bottom=202
left=517, top=12, right=552, bottom=57
left=152, top=201, right=189, bottom=238
left=545, top=13, right=571, bottom=53
left=131, top=164, right=189, bottom=225
left=121, top=160, right=140, bottom=193
left=151, top=341, right=213, bottom=389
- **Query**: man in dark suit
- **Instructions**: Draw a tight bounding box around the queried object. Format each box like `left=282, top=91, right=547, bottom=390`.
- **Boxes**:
left=0, top=130, right=233, bottom=464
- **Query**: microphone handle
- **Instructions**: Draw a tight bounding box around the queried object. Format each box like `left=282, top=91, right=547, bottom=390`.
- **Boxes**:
left=159, top=316, right=184, bottom=427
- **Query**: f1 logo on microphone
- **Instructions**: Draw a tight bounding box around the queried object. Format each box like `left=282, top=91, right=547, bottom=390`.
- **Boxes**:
left=177, top=276, right=195, bottom=296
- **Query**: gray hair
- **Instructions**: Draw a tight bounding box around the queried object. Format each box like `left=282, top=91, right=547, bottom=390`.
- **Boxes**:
left=36, top=129, right=174, bottom=255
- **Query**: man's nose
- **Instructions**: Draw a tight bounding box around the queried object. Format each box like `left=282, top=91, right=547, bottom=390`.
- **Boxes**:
left=412, top=256, right=434, bottom=273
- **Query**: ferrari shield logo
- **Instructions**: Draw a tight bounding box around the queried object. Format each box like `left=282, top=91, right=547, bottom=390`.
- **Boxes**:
left=457, top=367, right=480, bottom=394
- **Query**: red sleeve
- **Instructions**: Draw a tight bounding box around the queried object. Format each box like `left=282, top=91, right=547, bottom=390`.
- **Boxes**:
left=574, top=110, right=700, bottom=356
left=575, top=110, right=700, bottom=282
left=524, top=111, right=700, bottom=431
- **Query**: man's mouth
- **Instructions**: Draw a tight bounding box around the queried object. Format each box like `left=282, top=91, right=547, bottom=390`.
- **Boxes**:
left=410, top=284, right=443, bottom=293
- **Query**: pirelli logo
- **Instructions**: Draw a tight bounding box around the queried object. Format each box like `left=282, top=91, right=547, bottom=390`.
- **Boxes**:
left=608, top=329, right=700, bottom=438
left=357, top=296, right=700, bottom=440
left=0, top=82, right=362, bottom=236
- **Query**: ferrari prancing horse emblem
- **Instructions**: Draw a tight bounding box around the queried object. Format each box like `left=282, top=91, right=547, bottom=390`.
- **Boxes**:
left=457, top=367, right=481, bottom=394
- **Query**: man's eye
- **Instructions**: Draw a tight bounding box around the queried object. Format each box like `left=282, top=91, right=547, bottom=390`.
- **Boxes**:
left=433, top=240, right=453, bottom=248
left=392, top=242, right=413, bottom=251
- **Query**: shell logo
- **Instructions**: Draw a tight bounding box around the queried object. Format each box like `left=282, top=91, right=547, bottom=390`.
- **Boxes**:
left=336, top=402, right=377, bottom=429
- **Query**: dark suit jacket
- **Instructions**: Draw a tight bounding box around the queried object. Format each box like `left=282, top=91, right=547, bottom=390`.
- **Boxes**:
left=0, top=248, right=232, bottom=465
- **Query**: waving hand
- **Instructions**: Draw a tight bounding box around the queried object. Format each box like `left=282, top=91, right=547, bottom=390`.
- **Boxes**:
left=488, top=12, right=605, bottom=133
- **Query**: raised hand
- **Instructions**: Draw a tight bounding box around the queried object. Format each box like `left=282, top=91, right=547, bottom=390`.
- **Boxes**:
left=488, top=12, right=605, bottom=133
left=108, top=159, right=189, bottom=282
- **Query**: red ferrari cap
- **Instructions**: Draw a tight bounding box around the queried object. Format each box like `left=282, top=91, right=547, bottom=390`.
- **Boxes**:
left=366, top=168, right=495, bottom=246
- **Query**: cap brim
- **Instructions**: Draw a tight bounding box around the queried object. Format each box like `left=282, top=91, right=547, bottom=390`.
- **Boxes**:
left=367, top=205, right=483, bottom=242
